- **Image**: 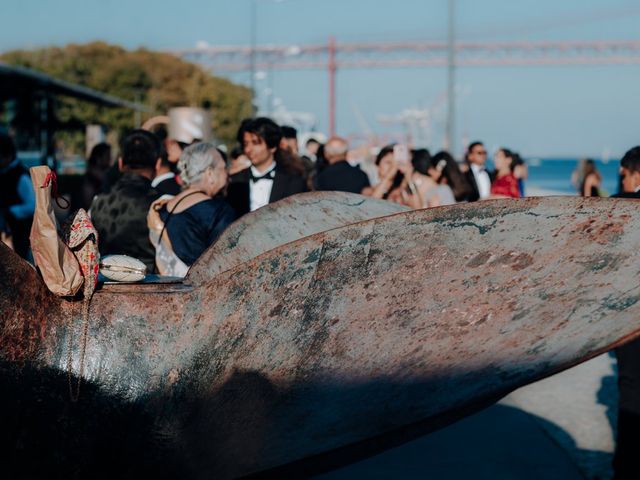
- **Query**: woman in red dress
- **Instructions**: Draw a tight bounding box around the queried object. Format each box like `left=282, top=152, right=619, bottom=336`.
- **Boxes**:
left=490, top=148, right=521, bottom=198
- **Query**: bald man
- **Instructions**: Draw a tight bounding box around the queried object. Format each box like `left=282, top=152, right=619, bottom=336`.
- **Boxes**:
left=315, top=137, right=370, bottom=194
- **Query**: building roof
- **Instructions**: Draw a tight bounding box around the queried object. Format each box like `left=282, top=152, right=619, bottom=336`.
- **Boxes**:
left=0, top=61, right=149, bottom=111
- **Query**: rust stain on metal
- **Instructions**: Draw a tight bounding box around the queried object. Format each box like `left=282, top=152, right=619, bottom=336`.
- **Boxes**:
left=2, top=194, right=640, bottom=478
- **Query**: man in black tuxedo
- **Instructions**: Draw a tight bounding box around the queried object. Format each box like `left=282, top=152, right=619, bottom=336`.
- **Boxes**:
left=226, top=118, right=307, bottom=217
left=612, top=146, right=640, bottom=199
left=463, top=141, right=492, bottom=202
left=151, top=147, right=181, bottom=197
left=611, top=146, right=640, bottom=480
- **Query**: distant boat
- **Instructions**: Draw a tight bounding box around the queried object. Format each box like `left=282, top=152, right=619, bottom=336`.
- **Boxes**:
left=528, top=157, right=542, bottom=167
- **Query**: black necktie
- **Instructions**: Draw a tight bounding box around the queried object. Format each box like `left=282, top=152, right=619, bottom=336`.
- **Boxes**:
left=250, top=169, right=276, bottom=183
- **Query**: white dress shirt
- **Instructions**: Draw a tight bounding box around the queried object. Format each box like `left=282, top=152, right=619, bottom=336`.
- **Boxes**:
left=471, top=163, right=491, bottom=200
left=249, top=162, right=276, bottom=212
left=151, top=171, right=176, bottom=188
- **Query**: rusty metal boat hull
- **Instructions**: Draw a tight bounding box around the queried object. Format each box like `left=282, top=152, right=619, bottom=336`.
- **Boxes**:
left=2, top=194, right=640, bottom=479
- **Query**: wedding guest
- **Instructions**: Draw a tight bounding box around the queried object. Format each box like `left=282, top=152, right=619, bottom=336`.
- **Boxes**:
left=148, top=142, right=235, bottom=276
left=490, top=148, right=520, bottom=199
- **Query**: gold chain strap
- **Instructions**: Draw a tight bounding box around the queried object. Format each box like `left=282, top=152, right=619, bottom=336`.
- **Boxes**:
left=67, top=245, right=94, bottom=402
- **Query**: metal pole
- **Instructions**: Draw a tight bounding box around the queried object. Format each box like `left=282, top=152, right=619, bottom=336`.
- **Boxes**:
left=446, top=0, right=456, bottom=154
left=134, top=91, right=141, bottom=128
left=328, top=36, right=337, bottom=137
left=250, top=0, right=257, bottom=111
left=39, top=95, right=49, bottom=167
left=267, top=61, right=274, bottom=116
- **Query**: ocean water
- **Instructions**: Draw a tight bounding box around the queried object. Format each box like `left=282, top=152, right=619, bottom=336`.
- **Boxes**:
left=523, top=158, right=621, bottom=196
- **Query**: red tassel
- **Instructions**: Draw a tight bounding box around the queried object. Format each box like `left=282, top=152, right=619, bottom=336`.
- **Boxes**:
left=41, top=171, right=70, bottom=209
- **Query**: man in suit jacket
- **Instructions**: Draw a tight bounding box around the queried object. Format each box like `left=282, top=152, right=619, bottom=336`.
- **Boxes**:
left=226, top=117, right=307, bottom=217
left=90, top=130, right=161, bottom=271
left=463, top=141, right=492, bottom=202
left=152, top=150, right=181, bottom=197
left=315, top=136, right=370, bottom=194
left=611, top=146, right=640, bottom=480
left=612, top=146, right=640, bottom=199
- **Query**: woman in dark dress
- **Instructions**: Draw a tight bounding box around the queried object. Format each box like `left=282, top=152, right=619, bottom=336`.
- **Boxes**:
left=581, top=159, right=602, bottom=197
left=148, top=142, right=236, bottom=276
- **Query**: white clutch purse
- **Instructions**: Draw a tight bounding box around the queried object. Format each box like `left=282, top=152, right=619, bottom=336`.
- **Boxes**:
left=100, top=255, right=147, bottom=282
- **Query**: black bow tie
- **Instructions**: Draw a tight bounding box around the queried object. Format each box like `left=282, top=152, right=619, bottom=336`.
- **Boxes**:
left=250, top=169, right=276, bottom=183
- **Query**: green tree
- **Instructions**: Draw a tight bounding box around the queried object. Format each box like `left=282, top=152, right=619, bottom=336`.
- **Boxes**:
left=1, top=42, right=252, bottom=152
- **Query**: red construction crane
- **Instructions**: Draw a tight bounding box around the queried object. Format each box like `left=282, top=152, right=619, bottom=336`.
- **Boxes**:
left=171, top=38, right=640, bottom=136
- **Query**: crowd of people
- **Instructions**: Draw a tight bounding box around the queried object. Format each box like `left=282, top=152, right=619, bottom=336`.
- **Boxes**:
left=2, top=118, right=640, bottom=273
left=84, top=119, right=537, bottom=275
left=2, top=118, right=640, bottom=275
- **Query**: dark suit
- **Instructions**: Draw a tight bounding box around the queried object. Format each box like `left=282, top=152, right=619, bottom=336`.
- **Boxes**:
left=463, top=167, right=480, bottom=202
left=90, top=173, right=159, bottom=271
left=226, top=166, right=307, bottom=217
left=154, top=175, right=181, bottom=196
left=315, top=160, right=370, bottom=194
left=463, top=165, right=495, bottom=202
left=611, top=190, right=640, bottom=479
left=612, top=191, right=640, bottom=199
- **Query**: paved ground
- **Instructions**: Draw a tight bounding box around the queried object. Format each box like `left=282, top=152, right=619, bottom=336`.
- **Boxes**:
left=504, top=353, right=617, bottom=480
left=315, top=354, right=617, bottom=479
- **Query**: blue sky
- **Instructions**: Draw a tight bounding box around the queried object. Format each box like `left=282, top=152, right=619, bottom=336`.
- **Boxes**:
left=2, top=0, right=640, bottom=157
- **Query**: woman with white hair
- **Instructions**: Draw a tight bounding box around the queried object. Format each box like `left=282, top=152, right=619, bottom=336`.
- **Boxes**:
left=148, top=142, right=236, bottom=276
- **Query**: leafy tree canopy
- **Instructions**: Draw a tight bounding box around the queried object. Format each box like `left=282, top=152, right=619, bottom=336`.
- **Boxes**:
left=1, top=42, right=253, bottom=151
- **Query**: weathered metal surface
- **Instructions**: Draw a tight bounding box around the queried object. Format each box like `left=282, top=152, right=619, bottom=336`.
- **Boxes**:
left=186, top=191, right=408, bottom=283
left=2, top=194, right=640, bottom=479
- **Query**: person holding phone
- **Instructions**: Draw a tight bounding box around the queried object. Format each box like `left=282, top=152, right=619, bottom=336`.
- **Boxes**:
left=362, top=144, right=422, bottom=209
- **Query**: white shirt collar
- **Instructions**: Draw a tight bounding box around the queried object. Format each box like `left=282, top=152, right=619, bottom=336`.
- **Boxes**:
left=250, top=176, right=274, bottom=211
left=151, top=171, right=176, bottom=188
left=470, top=163, right=491, bottom=199
left=250, top=161, right=276, bottom=178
